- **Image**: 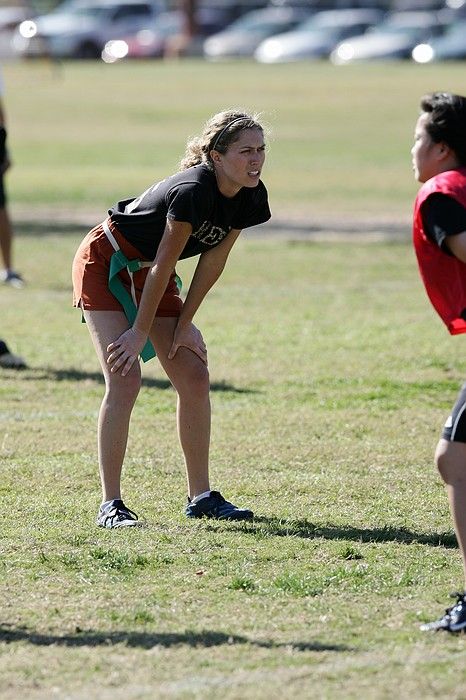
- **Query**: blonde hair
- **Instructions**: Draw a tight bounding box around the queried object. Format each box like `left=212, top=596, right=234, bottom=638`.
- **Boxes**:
left=180, top=109, right=264, bottom=171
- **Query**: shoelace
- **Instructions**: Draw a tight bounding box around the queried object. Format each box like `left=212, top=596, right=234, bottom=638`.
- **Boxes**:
left=101, top=503, right=138, bottom=526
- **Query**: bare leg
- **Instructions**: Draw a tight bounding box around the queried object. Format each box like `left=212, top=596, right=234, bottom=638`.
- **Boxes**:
left=435, top=438, right=466, bottom=586
left=149, top=317, right=211, bottom=499
left=0, top=207, right=12, bottom=270
left=84, top=310, right=141, bottom=502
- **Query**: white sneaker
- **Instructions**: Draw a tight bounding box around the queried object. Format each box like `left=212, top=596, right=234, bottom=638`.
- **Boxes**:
left=97, top=499, right=140, bottom=528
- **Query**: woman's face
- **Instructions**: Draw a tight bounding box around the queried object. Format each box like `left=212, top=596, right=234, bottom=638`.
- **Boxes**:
left=212, top=127, right=266, bottom=197
left=411, top=112, right=444, bottom=183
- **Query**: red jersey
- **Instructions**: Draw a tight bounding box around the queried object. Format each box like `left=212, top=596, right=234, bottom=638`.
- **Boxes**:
left=413, top=167, right=466, bottom=334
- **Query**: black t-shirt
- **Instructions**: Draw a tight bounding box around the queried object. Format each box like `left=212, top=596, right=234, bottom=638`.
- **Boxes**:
left=109, top=163, right=271, bottom=260
left=421, top=193, right=466, bottom=253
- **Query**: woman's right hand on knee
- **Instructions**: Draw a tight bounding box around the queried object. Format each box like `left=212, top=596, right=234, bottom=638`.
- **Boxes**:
left=107, top=327, right=147, bottom=376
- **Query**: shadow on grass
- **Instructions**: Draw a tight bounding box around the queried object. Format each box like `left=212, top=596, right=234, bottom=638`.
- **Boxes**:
left=214, top=517, right=457, bottom=549
left=16, top=220, right=89, bottom=237
left=0, top=625, right=350, bottom=651
left=17, top=367, right=258, bottom=394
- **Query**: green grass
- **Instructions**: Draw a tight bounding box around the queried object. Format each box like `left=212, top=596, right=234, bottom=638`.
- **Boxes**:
left=2, top=228, right=466, bottom=698
left=3, top=57, right=466, bottom=698
left=5, top=59, right=466, bottom=218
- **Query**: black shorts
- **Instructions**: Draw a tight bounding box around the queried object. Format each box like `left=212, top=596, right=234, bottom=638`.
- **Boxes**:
left=0, top=174, right=6, bottom=208
left=442, top=382, right=466, bottom=442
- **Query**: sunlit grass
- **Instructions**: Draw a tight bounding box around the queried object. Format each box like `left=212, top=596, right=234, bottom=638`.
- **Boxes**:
left=1, top=229, right=466, bottom=697
left=6, top=59, right=466, bottom=218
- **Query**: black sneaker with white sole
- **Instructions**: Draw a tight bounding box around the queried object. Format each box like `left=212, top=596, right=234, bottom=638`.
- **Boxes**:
left=97, top=499, right=139, bottom=528
left=420, top=592, right=466, bottom=633
left=185, top=491, right=253, bottom=520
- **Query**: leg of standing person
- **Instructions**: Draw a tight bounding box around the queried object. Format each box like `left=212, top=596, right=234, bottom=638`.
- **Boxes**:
left=0, top=100, right=24, bottom=287
left=149, top=316, right=252, bottom=520
left=85, top=310, right=212, bottom=503
left=0, top=207, right=11, bottom=270
left=84, top=309, right=251, bottom=528
left=421, top=383, right=466, bottom=632
left=84, top=310, right=212, bottom=529
left=0, top=184, right=24, bottom=287
left=149, top=316, right=211, bottom=499
left=435, top=439, right=466, bottom=584
left=83, top=310, right=142, bottom=526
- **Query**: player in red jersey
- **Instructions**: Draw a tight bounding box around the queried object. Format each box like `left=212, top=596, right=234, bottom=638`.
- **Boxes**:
left=412, top=93, right=466, bottom=632
left=72, top=110, right=271, bottom=528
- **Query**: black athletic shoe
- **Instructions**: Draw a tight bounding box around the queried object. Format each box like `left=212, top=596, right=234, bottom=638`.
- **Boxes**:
left=185, top=491, right=253, bottom=521
left=0, top=340, right=27, bottom=369
left=97, top=499, right=139, bottom=528
left=420, top=592, right=466, bottom=633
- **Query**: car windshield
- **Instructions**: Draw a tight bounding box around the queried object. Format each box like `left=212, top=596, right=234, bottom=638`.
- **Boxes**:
left=298, top=15, right=363, bottom=31
left=55, top=6, right=110, bottom=19
left=227, top=12, right=296, bottom=32
left=151, top=13, right=181, bottom=32
left=367, top=22, right=427, bottom=35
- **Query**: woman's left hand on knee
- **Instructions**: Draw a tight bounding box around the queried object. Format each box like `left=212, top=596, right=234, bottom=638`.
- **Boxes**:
left=168, top=320, right=207, bottom=365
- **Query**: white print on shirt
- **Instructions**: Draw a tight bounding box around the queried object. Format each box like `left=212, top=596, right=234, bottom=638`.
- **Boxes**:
left=124, top=180, right=165, bottom=215
left=192, top=221, right=231, bottom=246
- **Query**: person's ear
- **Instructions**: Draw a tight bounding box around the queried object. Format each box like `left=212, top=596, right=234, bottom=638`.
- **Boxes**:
left=438, top=142, right=451, bottom=159
left=210, top=149, right=221, bottom=164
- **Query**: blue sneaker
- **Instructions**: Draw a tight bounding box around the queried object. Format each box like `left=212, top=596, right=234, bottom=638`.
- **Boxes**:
left=420, top=592, right=466, bottom=633
left=185, top=491, right=253, bottom=521
left=97, top=499, right=139, bottom=528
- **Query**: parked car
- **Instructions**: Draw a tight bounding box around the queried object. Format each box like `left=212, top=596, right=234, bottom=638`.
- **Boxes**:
left=0, top=5, right=35, bottom=58
left=255, top=9, right=384, bottom=62
left=412, top=19, right=466, bottom=61
left=203, top=5, right=311, bottom=60
left=12, top=0, right=165, bottom=59
left=0, top=5, right=32, bottom=31
left=330, top=10, right=449, bottom=63
left=101, top=6, right=231, bottom=61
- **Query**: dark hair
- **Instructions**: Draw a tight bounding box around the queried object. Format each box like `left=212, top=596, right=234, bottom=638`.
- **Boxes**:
left=180, top=109, right=264, bottom=171
left=420, top=92, right=466, bottom=165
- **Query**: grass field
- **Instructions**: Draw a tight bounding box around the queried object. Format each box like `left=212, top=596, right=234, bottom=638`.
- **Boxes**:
left=3, top=59, right=466, bottom=698
left=4, top=58, right=466, bottom=220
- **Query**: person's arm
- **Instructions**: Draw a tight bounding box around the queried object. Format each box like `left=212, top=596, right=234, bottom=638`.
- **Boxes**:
left=422, top=194, right=466, bottom=255
left=167, top=228, right=242, bottom=361
left=107, top=218, right=192, bottom=375
left=444, top=231, right=466, bottom=263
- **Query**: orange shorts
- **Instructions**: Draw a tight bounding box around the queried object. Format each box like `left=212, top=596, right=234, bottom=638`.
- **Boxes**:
left=72, top=219, right=182, bottom=316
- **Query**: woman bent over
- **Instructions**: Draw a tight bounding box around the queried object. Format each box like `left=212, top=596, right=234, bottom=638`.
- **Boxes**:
left=72, top=110, right=271, bottom=528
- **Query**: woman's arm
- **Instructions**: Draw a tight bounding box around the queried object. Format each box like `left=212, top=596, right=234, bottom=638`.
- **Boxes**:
left=168, top=228, right=242, bottom=360
left=107, top=219, right=192, bottom=375
left=445, top=231, right=466, bottom=263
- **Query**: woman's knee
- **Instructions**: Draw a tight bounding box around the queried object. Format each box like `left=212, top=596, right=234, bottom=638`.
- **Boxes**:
left=174, top=355, right=210, bottom=397
left=104, top=366, right=141, bottom=404
left=435, top=439, right=466, bottom=484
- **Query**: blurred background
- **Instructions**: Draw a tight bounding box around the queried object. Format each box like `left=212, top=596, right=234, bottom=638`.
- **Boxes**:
left=1, top=0, right=465, bottom=64
left=2, top=0, right=466, bottom=228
